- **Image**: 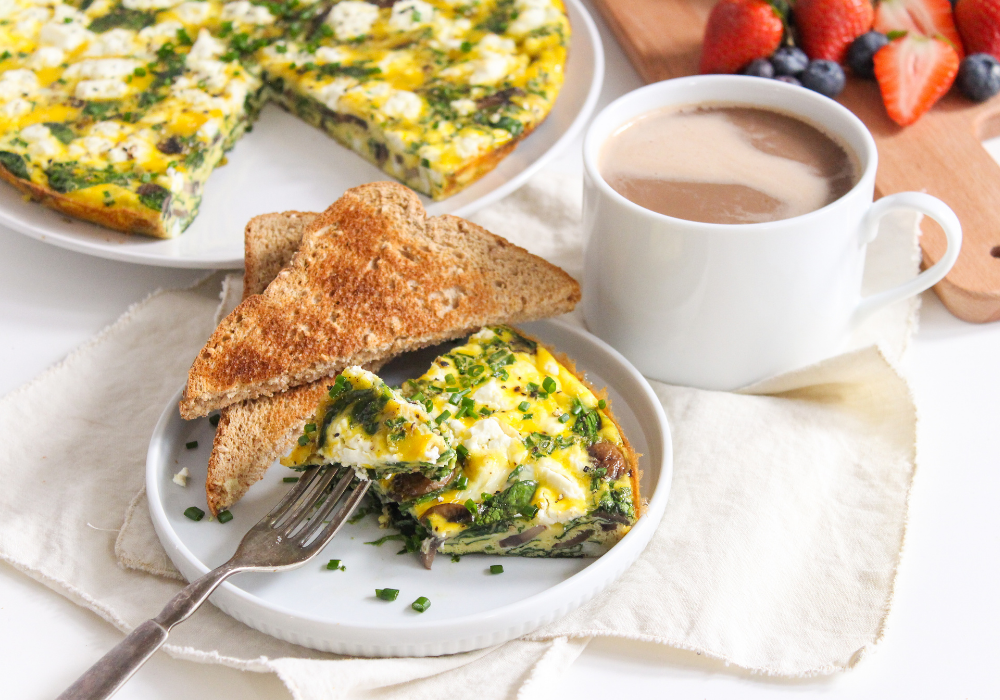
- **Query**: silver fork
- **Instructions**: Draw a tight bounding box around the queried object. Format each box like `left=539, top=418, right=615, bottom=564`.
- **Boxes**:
left=57, top=465, right=369, bottom=700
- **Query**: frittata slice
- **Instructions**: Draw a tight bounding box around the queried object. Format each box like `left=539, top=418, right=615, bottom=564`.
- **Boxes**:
left=284, top=325, right=641, bottom=567
left=257, top=0, right=570, bottom=199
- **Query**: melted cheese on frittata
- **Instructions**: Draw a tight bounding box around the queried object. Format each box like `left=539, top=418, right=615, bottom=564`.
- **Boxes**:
left=0, top=0, right=569, bottom=236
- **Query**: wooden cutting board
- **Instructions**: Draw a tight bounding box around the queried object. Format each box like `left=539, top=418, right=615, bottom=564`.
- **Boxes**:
left=596, top=0, right=1000, bottom=323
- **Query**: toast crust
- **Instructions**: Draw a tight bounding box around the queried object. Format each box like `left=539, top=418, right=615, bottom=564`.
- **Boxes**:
left=181, top=182, right=580, bottom=418
left=0, top=167, right=166, bottom=238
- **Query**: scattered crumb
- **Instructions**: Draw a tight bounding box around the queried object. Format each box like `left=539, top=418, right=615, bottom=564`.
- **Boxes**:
left=172, top=467, right=190, bottom=487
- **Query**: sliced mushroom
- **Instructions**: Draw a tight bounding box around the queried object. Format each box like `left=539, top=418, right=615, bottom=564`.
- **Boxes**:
left=476, top=87, right=526, bottom=111
left=587, top=441, right=627, bottom=480
left=592, top=510, right=631, bottom=525
left=156, top=137, right=183, bottom=155
left=552, top=529, right=594, bottom=549
left=420, top=502, right=473, bottom=525
left=499, top=524, right=547, bottom=548
left=387, top=468, right=456, bottom=501
left=418, top=537, right=442, bottom=570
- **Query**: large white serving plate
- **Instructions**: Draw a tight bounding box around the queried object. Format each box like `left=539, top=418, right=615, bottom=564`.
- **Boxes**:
left=147, top=320, right=671, bottom=657
left=0, top=0, right=604, bottom=269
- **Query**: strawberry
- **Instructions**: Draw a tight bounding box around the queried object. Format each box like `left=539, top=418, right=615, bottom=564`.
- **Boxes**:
left=874, top=33, right=960, bottom=125
left=699, top=0, right=785, bottom=74
left=955, top=0, right=1000, bottom=60
left=874, top=0, right=965, bottom=58
left=794, top=0, right=874, bottom=63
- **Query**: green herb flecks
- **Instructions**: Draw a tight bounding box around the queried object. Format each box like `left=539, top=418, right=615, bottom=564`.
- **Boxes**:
left=375, top=588, right=399, bottom=601
left=217, top=509, right=233, bottom=523
left=326, top=559, right=346, bottom=571
left=184, top=506, right=205, bottom=521
left=411, top=596, right=430, bottom=612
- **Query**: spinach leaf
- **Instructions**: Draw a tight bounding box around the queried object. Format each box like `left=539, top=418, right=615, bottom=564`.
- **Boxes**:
left=45, top=162, right=130, bottom=194
left=476, top=479, right=539, bottom=525
left=0, top=151, right=29, bottom=180
left=88, top=5, right=156, bottom=33
left=494, top=116, right=524, bottom=137
left=44, top=122, right=76, bottom=145
left=82, top=101, right=118, bottom=120
left=597, top=485, right=634, bottom=519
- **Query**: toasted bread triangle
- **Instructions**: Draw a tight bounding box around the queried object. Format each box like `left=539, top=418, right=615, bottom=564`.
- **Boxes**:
left=180, top=182, right=580, bottom=419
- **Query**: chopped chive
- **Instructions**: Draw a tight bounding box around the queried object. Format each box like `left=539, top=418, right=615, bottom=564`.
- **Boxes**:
left=460, top=40, right=472, bottom=51
left=461, top=397, right=475, bottom=409
left=558, top=413, right=572, bottom=423
left=283, top=476, right=299, bottom=483
left=185, top=440, right=198, bottom=449
left=456, top=444, right=469, bottom=460
left=411, top=596, right=431, bottom=612
left=298, top=435, right=310, bottom=446
left=542, top=377, right=557, bottom=393
left=375, top=588, right=399, bottom=601
left=598, top=399, right=607, bottom=409
left=453, top=405, right=468, bottom=419
left=527, top=382, right=539, bottom=392
left=464, top=499, right=478, bottom=517
left=304, top=422, right=316, bottom=433
left=489, top=564, right=504, bottom=574
left=217, top=510, right=233, bottom=523
left=469, top=365, right=484, bottom=376
left=518, top=401, right=530, bottom=411
left=183, top=506, right=205, bottom=521
left=435, top=410, right=452, bottom=424
left=326, top=559, right=345, bottom=570
left=570, top=401, right=583, bottom=415
left=522, top=413, right=533, bottom=420
left=445, top=373, right=456, bottom=385
left=411, top=391, right=426, bottom=403
left=452, top=473, right=469, bottom=490
left=209, top=414, right=220, bottom=426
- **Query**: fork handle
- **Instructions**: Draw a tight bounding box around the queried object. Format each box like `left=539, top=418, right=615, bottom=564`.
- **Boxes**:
left=57, top=564, right=238, bottom=700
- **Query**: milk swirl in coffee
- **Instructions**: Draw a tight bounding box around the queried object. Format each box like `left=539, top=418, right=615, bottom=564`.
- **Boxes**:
left=599, top=105, right=858, bottom=224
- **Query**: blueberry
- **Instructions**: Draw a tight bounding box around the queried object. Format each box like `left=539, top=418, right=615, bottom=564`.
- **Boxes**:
left=846, top=31, right=889, bottom=80
left=740, top=58, right=775, bottom=78
left=800, top=60, right=846, bottom=98
left=957, top=53, right=1000, bottom=102
left=775, top=75, right=801, bottom=86
left=771, top=46, right=809, bottom=76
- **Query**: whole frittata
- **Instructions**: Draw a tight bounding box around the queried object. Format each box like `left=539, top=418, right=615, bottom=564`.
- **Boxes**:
left=0, top=0, right=569, bottom=237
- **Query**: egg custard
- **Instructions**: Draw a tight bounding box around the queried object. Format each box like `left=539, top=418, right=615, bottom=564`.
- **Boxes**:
left=0, top=0, right=569, bottom=238
left=283, top=325, right=641, bottom=567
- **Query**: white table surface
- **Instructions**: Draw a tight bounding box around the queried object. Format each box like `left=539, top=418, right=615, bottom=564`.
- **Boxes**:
left=2, top=5, right=999, bottom=698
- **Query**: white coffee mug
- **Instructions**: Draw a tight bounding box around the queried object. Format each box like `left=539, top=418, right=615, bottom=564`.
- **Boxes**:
left=582, top=75, right=962, bottom=390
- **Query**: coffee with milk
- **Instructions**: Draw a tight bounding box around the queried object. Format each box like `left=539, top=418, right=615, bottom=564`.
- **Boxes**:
left=598, top=105, right=858, bottom=225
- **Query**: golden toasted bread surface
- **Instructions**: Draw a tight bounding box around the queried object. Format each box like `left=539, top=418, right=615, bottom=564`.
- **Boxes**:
left=181, top=182, right=580, bottom=418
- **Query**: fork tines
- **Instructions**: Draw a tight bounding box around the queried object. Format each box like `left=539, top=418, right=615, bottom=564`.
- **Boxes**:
left=266, top=465, right=369, bottom=550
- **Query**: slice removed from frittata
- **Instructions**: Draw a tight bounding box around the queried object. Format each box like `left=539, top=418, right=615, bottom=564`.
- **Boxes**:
left=283, top=325, right=641, bottom=568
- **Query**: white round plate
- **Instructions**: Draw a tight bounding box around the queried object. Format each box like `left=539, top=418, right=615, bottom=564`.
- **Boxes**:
left=0, top=0, right=604, bottom=269
left=147, top=320, right=672, bottom=657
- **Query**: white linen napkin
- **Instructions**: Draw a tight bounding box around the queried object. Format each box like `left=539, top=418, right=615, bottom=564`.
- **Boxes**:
left=0, top=172, right=921, bottom=698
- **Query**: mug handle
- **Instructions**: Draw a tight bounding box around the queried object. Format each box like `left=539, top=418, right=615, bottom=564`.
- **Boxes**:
left=852, top=192, right=963, bottom=327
